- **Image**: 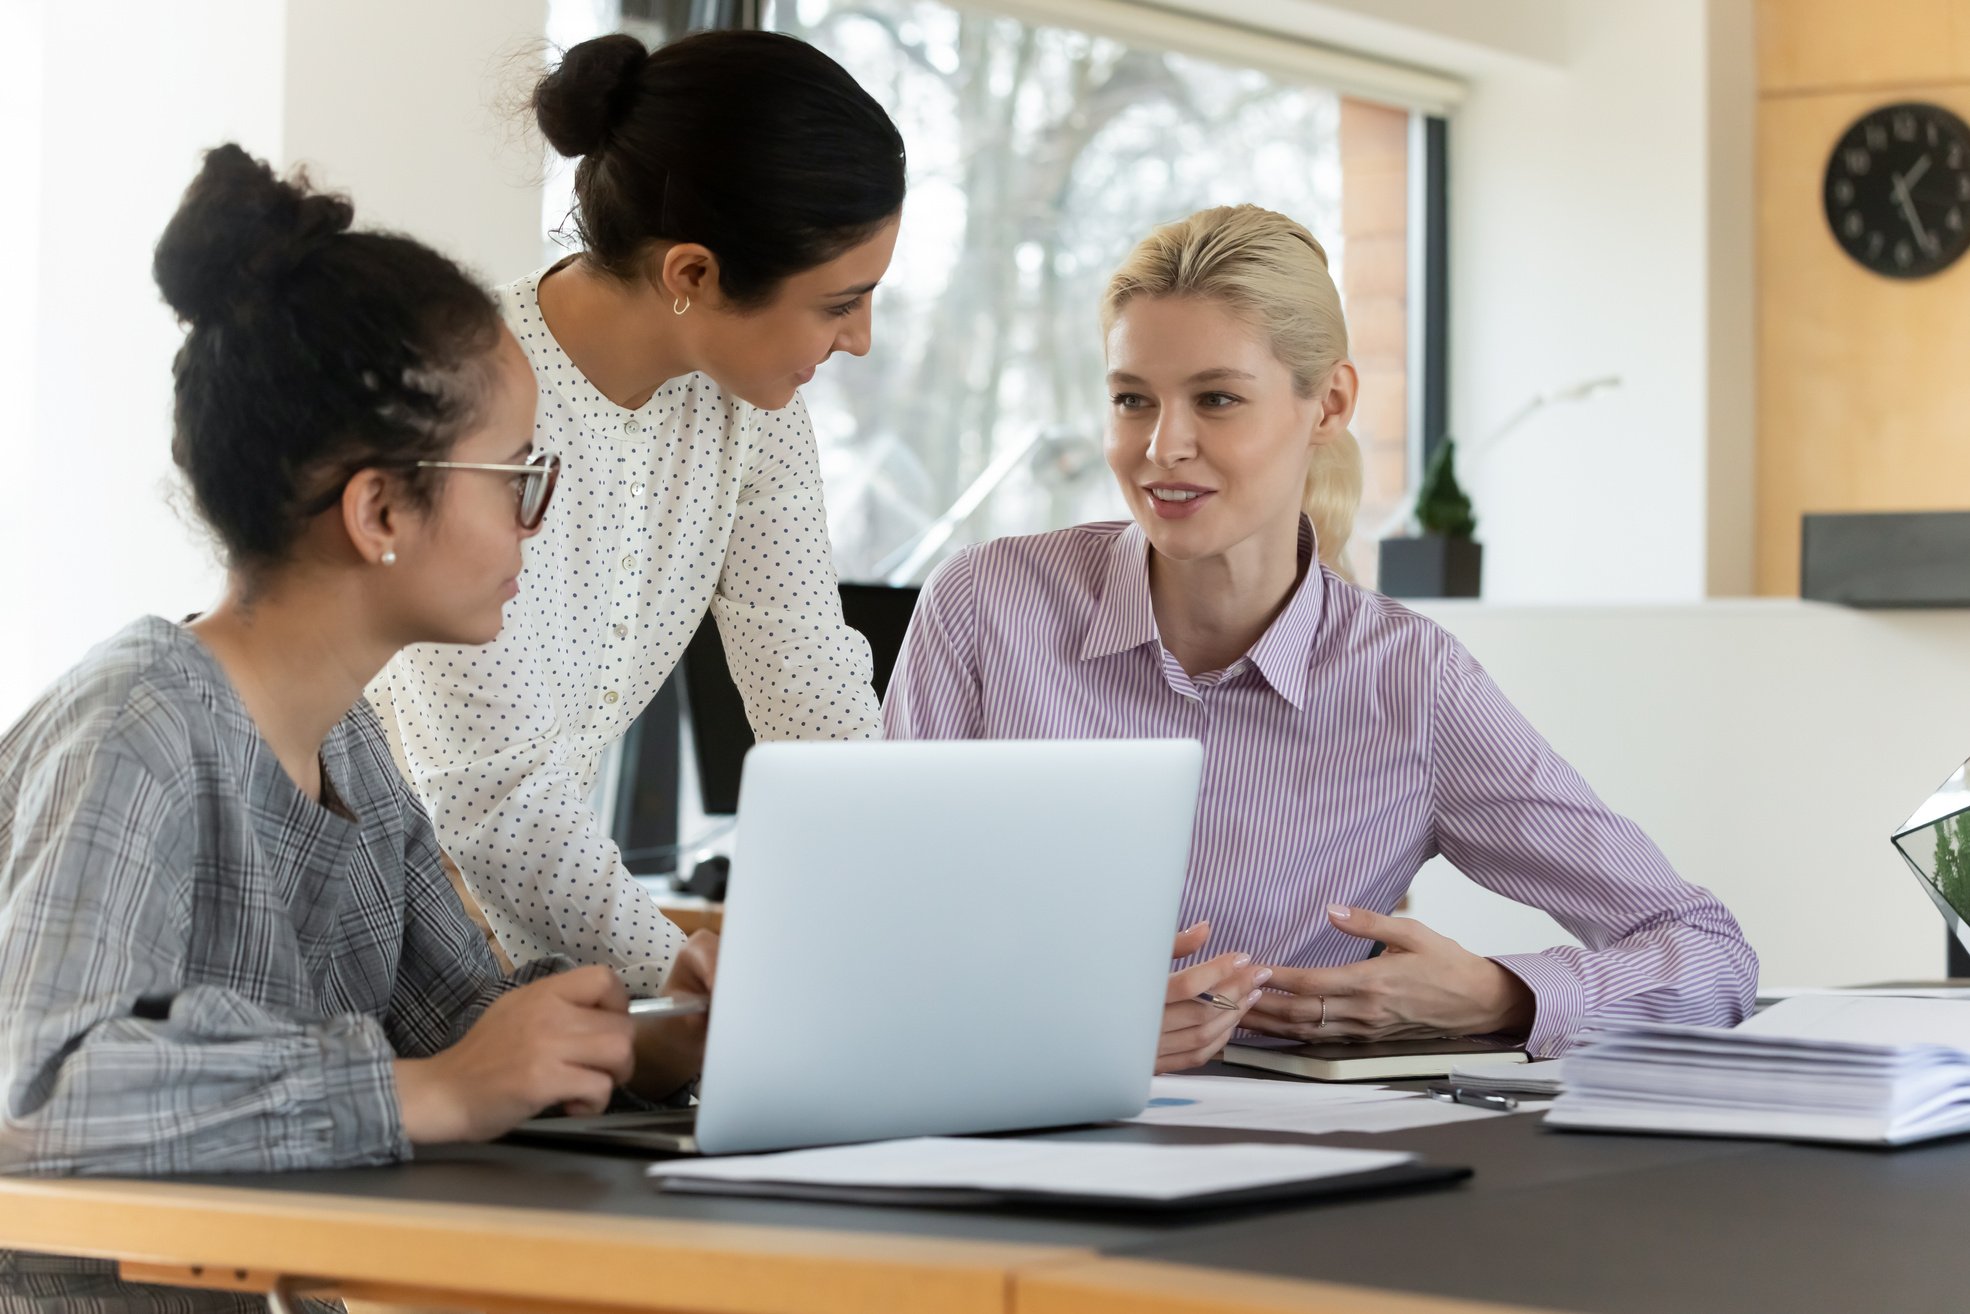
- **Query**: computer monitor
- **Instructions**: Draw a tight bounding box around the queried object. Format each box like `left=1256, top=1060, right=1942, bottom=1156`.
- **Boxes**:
left=1890, top=754, right=1970, bottom=975
left=681, top=583, right=921, bottom=815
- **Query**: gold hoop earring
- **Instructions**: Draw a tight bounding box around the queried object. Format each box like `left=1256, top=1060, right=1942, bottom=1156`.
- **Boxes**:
left=673, top=296, right=690, bottom=316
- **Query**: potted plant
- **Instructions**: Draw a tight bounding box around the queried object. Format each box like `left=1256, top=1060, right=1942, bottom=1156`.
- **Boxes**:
left=1377, top=438, right=1482, bottom=598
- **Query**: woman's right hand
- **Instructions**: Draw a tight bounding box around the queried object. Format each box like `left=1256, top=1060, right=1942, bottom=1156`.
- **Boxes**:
left=1156, top=922, right=1270, bottom=1074
left=629, top=929, right=720, bottom=1100
left=393, top=964, right=636, bottom=1144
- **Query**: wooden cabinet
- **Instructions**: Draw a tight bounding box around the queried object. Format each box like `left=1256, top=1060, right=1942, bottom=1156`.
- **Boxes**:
left=1754, top=0, right=1970, bottom=594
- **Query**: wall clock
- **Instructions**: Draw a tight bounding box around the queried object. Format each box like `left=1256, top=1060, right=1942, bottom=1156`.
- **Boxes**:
left=1823, top=101, right=1970, bottom=279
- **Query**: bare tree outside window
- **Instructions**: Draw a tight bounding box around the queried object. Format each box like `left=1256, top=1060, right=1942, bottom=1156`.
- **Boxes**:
left=774, top=0, right=1413, bottom=584
left=545, top=0, right=1418, bottom=585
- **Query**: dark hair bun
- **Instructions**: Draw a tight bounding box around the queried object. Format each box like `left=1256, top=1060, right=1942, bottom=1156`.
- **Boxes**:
left=155, top=142, right=502, bottom=570
left=153, top=144, right=354, bottom=326
left=534, top=33, right=648, bottom=159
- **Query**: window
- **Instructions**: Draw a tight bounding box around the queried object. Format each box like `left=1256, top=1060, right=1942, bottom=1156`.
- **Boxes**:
left=543, top=0, right=1449, bottom=586
left=772, top=0, right=1443, bottom=587
left=543, top=0, right=1451, bottom=869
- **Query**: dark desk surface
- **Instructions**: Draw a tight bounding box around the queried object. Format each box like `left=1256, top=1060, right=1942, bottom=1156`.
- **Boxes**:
left=101, top=1069, right=1970, bottom=1314
left=1096, top=1115, right=1970, bottom=1314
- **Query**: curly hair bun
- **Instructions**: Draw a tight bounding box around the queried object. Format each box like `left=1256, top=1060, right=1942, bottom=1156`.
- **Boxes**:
left=533, top=32, right=648, bottom=159
left=152, top=144, right=354, bottom=327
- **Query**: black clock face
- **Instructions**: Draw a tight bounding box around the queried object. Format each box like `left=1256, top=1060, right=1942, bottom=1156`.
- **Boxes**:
left=1824, top=102, right=1970, bottom=279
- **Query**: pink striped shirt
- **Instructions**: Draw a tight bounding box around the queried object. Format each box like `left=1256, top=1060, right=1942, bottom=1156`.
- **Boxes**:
left=882, top=520, right=1757, bottom=1056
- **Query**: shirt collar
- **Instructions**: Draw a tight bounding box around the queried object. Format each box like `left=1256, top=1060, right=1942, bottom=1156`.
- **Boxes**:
left=1078, top=518, right=1327, bottom=710
left=1080, top=523, right=1161, bottom=663
left=1244, top=517, right=1326, bottom=710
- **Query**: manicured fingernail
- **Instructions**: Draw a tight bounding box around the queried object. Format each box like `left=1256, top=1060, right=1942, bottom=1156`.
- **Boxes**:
left=1184, top=920, right=1206, bottom=932
left=1246, top=990, right=1263, bottom=1004
left=1328, top=904, right=1351, bottom=920
left=1233, top=954, right=1252, bottom=968
left=1254, top=968, right=1273, bottom=985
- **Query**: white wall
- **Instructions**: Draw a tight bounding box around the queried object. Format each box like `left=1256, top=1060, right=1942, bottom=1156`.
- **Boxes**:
left=1152, top=0, right=1760, bottom=604
left=0, top=1, right=47, bottom=716
left=5, top=1, right=286, bottom=725
left=283, top=0, right=546, bottom=284
left=1447, top=0, right=1756, bottom=604
left=1, top=0, right=546, bottom=726
left=1408, top=601, right=1970, bottom=989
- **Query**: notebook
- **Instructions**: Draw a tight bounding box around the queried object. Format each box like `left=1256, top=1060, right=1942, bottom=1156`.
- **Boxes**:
left=1548, top=996, right=1970, bottom=1145
left=1223, top=1036, right=1529, bottom=1082
left=645, top=1135, right=1471, bottom=1212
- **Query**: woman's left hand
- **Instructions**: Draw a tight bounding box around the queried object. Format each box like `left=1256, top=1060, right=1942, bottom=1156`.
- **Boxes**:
left=1242, top=905, right=1535, bottom=1043
left=629, top=930, right=719, bottom=1099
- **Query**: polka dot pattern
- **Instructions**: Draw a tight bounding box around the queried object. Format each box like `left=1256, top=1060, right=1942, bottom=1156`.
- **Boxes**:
left=372, top=266, right=879, bottom=994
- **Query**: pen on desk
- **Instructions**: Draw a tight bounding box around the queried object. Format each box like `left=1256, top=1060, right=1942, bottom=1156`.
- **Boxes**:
left=1424, top=1084, right=1518, bottom=1112
left=627, top=995, right=710, bottom=1019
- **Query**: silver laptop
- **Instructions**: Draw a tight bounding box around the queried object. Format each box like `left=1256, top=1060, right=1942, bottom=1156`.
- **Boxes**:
left=515, top=737, right=1203, bottom=1155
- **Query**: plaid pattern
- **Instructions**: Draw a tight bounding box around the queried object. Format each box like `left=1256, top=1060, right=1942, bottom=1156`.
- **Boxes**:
left=0, top=618, right=552, bottom=1311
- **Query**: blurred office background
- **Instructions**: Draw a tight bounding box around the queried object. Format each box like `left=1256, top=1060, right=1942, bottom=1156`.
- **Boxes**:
left=8, top=0, right=1970, bottom=988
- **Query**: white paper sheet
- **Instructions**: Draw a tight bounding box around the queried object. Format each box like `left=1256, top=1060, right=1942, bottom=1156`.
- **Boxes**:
left=1315, top=1097, right=1554, bottom=1132
left=1739, top=995, right=1970, bottom=1049
left=1759, top=986, right=1970, bottom=1002
left=1126, top=1075, right=1539, bottom=1134
left=647, top=1136, right=1412, bottom=1201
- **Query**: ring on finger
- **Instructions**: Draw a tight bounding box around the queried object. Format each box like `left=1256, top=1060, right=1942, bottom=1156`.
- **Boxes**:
left=1317, top=995, right=1327, bottom=1028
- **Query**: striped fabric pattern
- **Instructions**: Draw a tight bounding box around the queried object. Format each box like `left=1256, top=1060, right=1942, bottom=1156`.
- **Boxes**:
left=883, top=520, right=1758, bottom=1057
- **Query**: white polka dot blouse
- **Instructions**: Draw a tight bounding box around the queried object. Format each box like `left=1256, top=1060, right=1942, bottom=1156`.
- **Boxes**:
left=371, top=266, right=880, bottom=994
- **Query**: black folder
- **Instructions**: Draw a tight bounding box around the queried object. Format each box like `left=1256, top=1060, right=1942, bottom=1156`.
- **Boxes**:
left=649, top=1157, right=1471, bottom=1214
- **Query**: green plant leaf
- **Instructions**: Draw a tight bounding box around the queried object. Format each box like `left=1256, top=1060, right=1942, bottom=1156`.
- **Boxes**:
left=1414, top=437, right=1477, bottom=539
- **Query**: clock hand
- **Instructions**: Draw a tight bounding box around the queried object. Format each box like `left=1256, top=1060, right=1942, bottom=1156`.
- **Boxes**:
left=1904, top=152, right=1933, bottom=190
left=1892, top=168, right=1938, bottom=254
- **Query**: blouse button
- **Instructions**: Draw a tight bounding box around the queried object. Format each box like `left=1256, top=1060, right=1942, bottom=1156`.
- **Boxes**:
left=603, top=690, right=620, bottom=705
left=623, top=418, right=642, bottom=435
left=620, top=553, right=636, bottom=571
left=614, top=623, right=629, bottom=639
left=630, top=482, right=648, bottom=498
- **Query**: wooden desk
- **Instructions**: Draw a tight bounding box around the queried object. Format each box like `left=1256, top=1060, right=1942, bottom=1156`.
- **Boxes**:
left=652, top=893, right=722, bottom=937
left=0, top=1161, right=1075, bottom=1314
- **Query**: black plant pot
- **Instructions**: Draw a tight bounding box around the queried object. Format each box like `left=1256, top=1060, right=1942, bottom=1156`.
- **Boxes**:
left=1378, top=535, right=1483, bottom=598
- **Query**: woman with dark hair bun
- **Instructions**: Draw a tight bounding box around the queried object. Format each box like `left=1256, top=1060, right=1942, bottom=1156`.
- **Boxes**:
left=0, top=145, right=713, bottom=1311
left=375, top=29, right=908, bottom=993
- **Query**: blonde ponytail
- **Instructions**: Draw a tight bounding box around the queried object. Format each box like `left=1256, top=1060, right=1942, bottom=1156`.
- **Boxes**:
left=1102, top=203, right=1361, bottom=579
left=1305, top=428, right=1363, bottom=579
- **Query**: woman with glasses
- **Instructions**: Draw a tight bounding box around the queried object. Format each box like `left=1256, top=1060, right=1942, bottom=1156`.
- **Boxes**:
left=372, top=28, right=907, bottom=994
left=0, top=146, right=712, bottom=1310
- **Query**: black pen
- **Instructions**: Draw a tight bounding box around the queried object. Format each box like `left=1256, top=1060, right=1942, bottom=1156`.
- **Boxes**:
left=1424, top=1084, right=1519, bottom=1112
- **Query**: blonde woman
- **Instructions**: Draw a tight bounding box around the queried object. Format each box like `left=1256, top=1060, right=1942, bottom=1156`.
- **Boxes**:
left=883, top=205, right=1756, bottom=1071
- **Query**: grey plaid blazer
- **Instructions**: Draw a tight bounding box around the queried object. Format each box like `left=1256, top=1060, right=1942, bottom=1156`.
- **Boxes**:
left=0, top=618, right=556, bottom=1310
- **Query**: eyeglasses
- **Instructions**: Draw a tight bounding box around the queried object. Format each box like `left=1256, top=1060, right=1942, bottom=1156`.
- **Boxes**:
left=414, top=450, right=562, bottom=530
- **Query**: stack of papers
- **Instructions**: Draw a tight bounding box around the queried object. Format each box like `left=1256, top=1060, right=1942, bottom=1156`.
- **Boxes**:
left=647, top=1135, right=1426, bottom=1208
left=1548, top=996, right=1970, bottom=1145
